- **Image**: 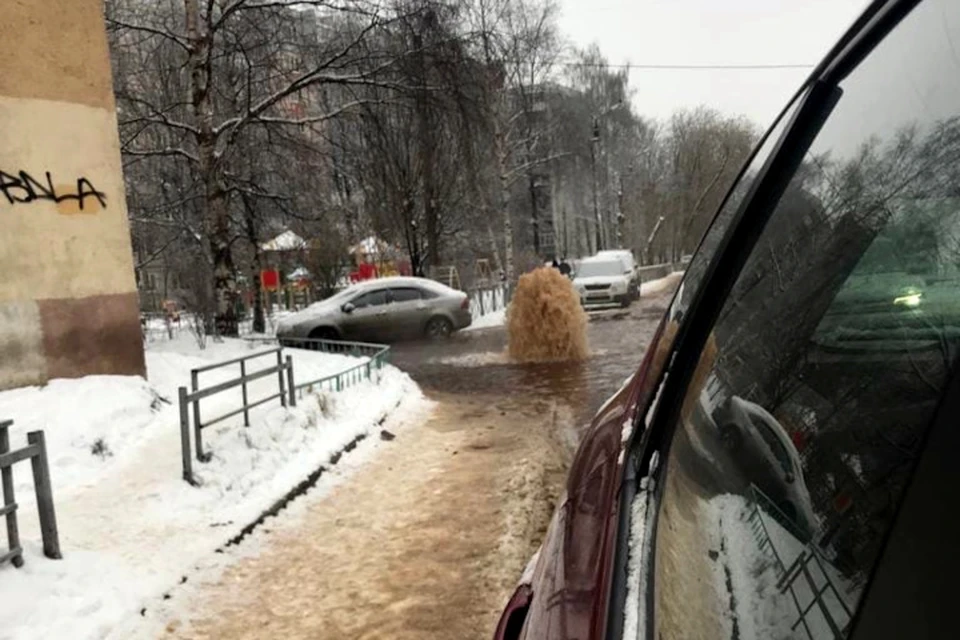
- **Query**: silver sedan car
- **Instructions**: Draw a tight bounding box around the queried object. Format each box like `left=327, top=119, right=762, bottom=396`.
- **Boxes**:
left=276, top=277, right=472, bottom=343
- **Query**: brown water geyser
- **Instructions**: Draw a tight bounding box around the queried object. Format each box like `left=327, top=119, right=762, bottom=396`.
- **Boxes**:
left=507, top=267, right=589, bottom=363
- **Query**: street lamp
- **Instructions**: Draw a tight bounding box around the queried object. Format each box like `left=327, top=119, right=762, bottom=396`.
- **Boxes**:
left=591, top=101, right=622, bottom=252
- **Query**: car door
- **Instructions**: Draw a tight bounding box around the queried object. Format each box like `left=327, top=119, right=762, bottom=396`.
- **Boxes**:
left=340, top=289, right=388, bottom=342
left=641, top=3, right=960, bottom=638
left=386, top=287, right=427, bottom=340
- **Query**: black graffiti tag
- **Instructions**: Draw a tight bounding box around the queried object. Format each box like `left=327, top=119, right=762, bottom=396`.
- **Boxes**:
left=0, top=170, right=107, bottom=211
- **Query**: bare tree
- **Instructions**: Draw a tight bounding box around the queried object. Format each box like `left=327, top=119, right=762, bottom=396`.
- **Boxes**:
left=108, top=0, right=408, bottom=335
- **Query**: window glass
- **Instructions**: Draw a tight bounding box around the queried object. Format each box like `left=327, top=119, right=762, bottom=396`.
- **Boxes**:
left=390, top=288, right=421, bottom=303
left=632, top=89, right=804, bottom=420
left=351, top=290, right=387, bottom=308
left=666, top=90, right=802, bottom=327
left=654, top=2, right=960, bottom=638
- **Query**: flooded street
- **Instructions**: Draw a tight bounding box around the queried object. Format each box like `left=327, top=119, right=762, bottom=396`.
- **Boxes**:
left=158, top=278, right=678, bottom=640
left=391, top=284, right=672, bottom=443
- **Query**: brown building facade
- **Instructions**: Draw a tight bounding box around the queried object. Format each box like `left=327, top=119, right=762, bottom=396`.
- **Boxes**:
left=0, top=0, right=145, bottom=389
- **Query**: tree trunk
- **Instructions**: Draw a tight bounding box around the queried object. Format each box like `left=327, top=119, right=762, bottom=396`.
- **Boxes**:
left=185, top=0, right=238, bottom=336
left=493, top=115, right=514, bottom=281
left=241, top=195, right=265, bottom=334
left=414, top=28, right=440, bottom=270
left=502, top=171, right=513, bottom=281
left=529, top=171, right=540, bottom=256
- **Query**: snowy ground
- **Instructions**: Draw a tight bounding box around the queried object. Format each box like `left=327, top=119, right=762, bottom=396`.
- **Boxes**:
left=641, top=271, right=684, bottom=297
left=0, top=336, right=424, bottom=640
left=465, top=307, right=507, bottom=331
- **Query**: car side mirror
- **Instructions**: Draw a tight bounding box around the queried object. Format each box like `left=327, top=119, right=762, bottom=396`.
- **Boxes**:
left=341, top=302, right=355, bottom=314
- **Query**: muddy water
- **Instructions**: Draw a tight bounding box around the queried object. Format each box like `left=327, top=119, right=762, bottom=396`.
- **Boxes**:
left=391, top=294, right=671, bottom=446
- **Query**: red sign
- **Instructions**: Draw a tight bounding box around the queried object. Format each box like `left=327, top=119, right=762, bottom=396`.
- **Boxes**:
left=260, top=269, right=280, bottom=291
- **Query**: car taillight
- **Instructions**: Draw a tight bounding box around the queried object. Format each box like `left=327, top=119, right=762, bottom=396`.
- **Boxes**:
left=460, top=296, right=469, bottom=310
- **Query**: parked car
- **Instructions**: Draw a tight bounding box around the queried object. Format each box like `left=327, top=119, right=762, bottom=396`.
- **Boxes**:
left=573, top=256, right=636, bottom=308
left=275, top=276, right=471, bottom=343
left=713, top=396, right=818, bottom=541
left=495, top=1, right=960, bottom=638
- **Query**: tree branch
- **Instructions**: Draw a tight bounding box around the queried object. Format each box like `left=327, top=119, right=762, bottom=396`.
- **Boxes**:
left=123, top=147, right=200, bottom=164
left=106, top=17, right=190, bottom=53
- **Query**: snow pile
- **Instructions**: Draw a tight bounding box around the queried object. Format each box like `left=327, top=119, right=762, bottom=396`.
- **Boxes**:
left=0, top=336, right=425, bottom=640
left=706, top=493, right=859, bottom=639
left=465, top=307, right=507, bottom=331
left=623, top=488, right=652, bottom=639
left=640, top=271, right=683, bottom=297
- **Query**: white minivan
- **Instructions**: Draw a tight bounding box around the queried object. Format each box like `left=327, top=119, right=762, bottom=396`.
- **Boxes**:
left=573, top=254, right=639, bottom=307
left=596, top=250, right=640, bottom=298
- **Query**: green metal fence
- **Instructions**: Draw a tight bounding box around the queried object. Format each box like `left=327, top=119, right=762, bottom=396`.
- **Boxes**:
left=245, top=337, right=391, bottom=396
left=289, top=338, right=390, bottom=394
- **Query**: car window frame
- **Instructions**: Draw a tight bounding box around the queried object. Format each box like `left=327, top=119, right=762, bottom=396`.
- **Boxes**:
left=351, top=289, right=388, bottom=309
left=389, top=287, right=423, bottom=303
left=610, top=3, right=926, bottom=639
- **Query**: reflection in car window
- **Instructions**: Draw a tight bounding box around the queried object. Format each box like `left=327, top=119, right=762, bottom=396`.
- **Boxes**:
left=654, top=2, right=960, bottom=638
left=754, top=419, right=793, bottom=476
left=351, top=290, right=387, bottom=308
left=390, top=288, right=421, bottom=303
left=667, top=91, right=802, bottom=326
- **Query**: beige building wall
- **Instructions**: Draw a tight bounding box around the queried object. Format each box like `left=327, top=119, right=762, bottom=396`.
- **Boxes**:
left=0, top=0, right=145, bottom=389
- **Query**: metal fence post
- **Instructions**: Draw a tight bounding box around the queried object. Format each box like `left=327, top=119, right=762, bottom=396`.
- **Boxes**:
left=191, top=370, right=205, bottom=462
left=286, top=356, right=296, bottom=407
left=0, top=422, right=23, bottom=567
left=178, top=387, right=195, bottom=484
left=26, top=431, right=61, bottom=560
left=240, top=359, right=250, bottom=426
left=277, top=349, right=287, bottom=408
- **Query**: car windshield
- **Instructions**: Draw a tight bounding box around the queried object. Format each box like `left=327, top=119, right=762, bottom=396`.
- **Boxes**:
left=751, top=416, right=793, bottom=475
left=576, top=261, right=622, bottom=278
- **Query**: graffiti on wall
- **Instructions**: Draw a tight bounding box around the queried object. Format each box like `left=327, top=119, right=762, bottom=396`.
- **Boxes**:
left=0, top=170, right=106, bottom=214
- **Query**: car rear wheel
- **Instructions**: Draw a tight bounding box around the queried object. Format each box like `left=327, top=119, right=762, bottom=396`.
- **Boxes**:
left=425, top=316, right=453, bottom=340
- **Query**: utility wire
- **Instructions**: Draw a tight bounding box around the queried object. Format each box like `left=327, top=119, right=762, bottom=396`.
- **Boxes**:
left=554, top=61, right=814, bottom=70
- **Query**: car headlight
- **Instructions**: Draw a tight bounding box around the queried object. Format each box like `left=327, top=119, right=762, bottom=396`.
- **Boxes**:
left=893, top=290, right=922, bottom=307
left=611, top=281, right=627, bottom=293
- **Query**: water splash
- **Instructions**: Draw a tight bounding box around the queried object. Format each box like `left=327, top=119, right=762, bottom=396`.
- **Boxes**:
left=507, top=267, right=589, bottom=363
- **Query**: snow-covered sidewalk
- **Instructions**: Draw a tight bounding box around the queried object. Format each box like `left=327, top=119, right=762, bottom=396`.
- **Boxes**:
left=0, top=336, right=425, bottom=640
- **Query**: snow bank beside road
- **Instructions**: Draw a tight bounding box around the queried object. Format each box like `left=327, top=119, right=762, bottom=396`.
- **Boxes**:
left=640, top=271, right=684, bottom=297
left=0, top=337, right=425, bottom=640
left=465, top=307, right=507, bottom=331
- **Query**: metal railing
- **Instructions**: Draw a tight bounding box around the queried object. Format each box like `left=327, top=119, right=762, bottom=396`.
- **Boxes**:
left=178, top=347, right=295, bottom=484
left=0, top=420, right=61, bottom=567
left=286, top=338, right=390, bottom=394
left=469, top=283, right=510, bottom=319
left=747, top=485, right=853, bottom=639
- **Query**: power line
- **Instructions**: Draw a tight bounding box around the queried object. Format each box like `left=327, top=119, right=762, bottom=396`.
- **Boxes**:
left=555, top=61, right=814, bottom=70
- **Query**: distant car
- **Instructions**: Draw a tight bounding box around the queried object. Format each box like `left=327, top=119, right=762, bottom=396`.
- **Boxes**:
left=275, top=277, right=471, bottom=343
left=573, top=256, right=637, bottom=308
left=595, top=249, right=640, bottom=297
left=713, top=396, right=818, bottom=541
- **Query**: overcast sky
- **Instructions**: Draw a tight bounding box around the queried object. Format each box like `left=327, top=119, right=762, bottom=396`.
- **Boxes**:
left=557, top=0, right=872, bottom=131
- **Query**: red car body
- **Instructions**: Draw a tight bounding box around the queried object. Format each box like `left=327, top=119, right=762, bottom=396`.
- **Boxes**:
left=495, top=317, right=670, bottom=639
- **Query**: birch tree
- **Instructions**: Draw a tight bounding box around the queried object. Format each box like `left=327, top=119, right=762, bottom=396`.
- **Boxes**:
left=108, top=0, right=406, bottom=335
